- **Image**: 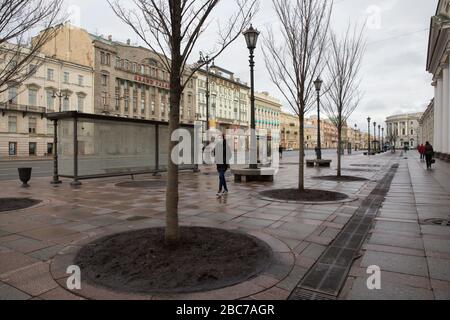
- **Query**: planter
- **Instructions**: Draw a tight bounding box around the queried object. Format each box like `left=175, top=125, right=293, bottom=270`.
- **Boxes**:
left=18, top=167, right=32, bottom=188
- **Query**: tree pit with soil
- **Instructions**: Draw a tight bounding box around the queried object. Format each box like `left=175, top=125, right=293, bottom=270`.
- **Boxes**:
left=74, top=227, right=273, bottom=294
left=0, top=198, right=41, bottom=213
left=260, top=189, right=349, bottom=202
left=312, top=175, right=369, bottom=182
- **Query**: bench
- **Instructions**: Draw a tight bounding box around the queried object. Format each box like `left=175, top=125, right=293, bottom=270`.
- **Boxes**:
left=306, top=159, right=332, bottom=168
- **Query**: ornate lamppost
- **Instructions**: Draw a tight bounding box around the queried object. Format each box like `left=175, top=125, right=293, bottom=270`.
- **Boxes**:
left=198, top=52, right=213, bottom=134
left=382, top=127, right=385, bottom=152
left=243, top=25, right=260, bottom=170
left=314, top=77, right=323, bottom=160
left=354, top=124, right=358, bottom=151
left=367, top=117, right=371, bottom=155
left=373, top=121, right=377, bottom=153
left=378, top=125, right=381, bottom=152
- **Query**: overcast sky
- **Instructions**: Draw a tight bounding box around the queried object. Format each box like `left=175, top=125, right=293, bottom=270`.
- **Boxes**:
left=64, top=0, right=436, bottom=132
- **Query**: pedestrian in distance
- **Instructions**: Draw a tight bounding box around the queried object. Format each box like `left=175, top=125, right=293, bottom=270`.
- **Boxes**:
left=424, top=141, right=435, bottom=170
left=279, top=145, right=283, bottom=160
left=215, top=134, right=232, bottom=197
left=418, top=144, right=425, bottom=162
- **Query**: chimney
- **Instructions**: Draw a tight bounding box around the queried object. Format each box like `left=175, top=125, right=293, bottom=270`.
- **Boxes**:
left=108, top=35, right=112, bottom=41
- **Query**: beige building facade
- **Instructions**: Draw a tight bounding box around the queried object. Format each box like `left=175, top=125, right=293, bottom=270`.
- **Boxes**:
left=196, top=65, right=249, bottom=133
left=255, top=92, right=281, bottom=135
left=385, top=112, right=422, bottom=149
left=426, top=0, right=450, bottom=160
left=0, top=45, right=94, bottom=158
left=280, top=112, right=299, bottom=150
left=39, top=23, right=196, bottom=124
left=419, top=100, right=434, bottom=146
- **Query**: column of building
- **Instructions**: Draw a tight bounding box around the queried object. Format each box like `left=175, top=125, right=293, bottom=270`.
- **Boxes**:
left=442, top=65, right=449, bottom=157
left=434, top=75, right=443, bottom=154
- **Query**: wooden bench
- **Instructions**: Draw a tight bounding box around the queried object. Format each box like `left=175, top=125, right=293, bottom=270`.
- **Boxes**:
left=306, top=159, right=332, bottom=168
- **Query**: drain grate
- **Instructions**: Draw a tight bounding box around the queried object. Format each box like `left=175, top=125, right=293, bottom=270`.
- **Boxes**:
left=126, top=216, right=150, bottom=222
left=289, top=288, right=336, bottom=301
left=289, top=163, right=399, bottom=300
left=350, top=164, right=381, bottom=168
left=116, top=180, right=166, bottom=189
left=421, top=219, right=450, bottom=227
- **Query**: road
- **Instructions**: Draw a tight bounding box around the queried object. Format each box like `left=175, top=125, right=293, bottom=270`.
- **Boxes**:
left=0, top=149, right=365, bottom=182
left=0, top=160, right=53, bottom=181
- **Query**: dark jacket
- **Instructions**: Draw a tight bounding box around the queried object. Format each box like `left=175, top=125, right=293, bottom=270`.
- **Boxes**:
left=216, top=138, right=232, bottom=172
left=424, top=144, right=434, bottom=156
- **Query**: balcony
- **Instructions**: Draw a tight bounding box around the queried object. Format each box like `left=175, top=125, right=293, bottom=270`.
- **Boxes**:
left=0, top=102, right=46, bottom=117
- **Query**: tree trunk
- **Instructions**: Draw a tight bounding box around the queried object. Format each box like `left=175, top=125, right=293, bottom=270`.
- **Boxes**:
left=165, top=1, right=182, bottom=245
left=298, top=114, right=305, bottom=191
left=337, top=124, right=342, bottom=177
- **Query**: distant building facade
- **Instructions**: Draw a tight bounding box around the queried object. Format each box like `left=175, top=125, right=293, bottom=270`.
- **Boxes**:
left=255, top=92, right=281, bottom=134
left=195, top=65, right=249, bottom=133
left=385, top=112, right=423, bottom=149
left=0, top=46, right=94, bottom=158
left=419, top=100, right=434, bottom=146
left=426, top=0, right=450, bottom=160
left=38, top=23, right=196, bottom=123
left=280, top=112, right=299, bottom=150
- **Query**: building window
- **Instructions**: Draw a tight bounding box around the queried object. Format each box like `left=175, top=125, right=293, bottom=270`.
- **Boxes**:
left=115, top=96, right=120, bottom=111
left=141, top=96, right=146, bottom=113
left=29, top=142, right=37, bottom=156
left=124, top=98, right=129, bottom=111
left=47, top=68, right=54, bottom=81
left=78, top=75, right=84, bottom=86
left=29, top=117, right=37, bottom=134
left=46, top=90, right=55, bottom=111
left=28, top=88, right=38, bottom=106
left=47, top=121, right=54, bottom=135
left=8, top=87, right=17, bottom=104
left=47, top=143, right=54, bottom=155
left=101, top=92, right=108, bottom=106
left=8, top=142, right=17, bottom=156
left=28, top=64, right=37, bottom=75
left=77, top=96, right=84, bottom=112
left=101, top=74, right=108, bottom=86
left=8, top=116, right=17, bottom=133
left=100, top=51, right=111, bottom=65
left=63, top=97, right=70, bottom=111
left=63, top=72, right=69, bottom=84
left=151, top=100, right=155, bottom=115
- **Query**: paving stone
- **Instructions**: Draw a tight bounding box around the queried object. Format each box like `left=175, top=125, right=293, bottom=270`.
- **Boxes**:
left=0, top=252, right=39, bottom=275
left=361, top=251, right=429, bottom=277
left=428, top=258, right=450, bottom=282
left=0, top=262, right=59, bottom=296
left=0, top=282, right=31, bottom=300
left=346, top=278, right=434, bottom=300
left=368, top=233, right=424, bottom=250
left=423, top=238, right=450, bottom=254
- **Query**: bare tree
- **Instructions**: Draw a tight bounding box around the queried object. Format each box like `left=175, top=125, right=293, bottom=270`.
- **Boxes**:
left=322, top=24, right=365, bottom=177
left=263, top=0, right=332, bottom=191
left=109, top=0, right=257, bottom=245
left=0, top=0, right=63, bottom=94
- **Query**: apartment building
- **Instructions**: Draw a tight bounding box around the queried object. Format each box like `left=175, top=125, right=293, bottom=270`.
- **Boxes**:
left=196, top=65, right=249, bottom=134
left=0, top=45, right=94, bottom=158
left=38, top=23, right=196, bottom=123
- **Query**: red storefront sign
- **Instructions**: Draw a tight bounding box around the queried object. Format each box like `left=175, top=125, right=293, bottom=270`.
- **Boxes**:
left=134, top=75, right=170, bottom=89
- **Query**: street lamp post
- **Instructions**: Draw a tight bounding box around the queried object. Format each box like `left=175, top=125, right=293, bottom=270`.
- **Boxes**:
left=373, top=122, right=377, bottom=153
left=378, top=125, right=381, bottom=152
left=198, top=52, right=213, bottom=136
left=243, top=25, right=260, bottom=170
left=354, top=124, right=358, bottom=151
left=50, top=91, right=68, bottom=185
left=382, top=127, right=385, bottom=151
left=314, top=77, right=323, bottom=160
left=367, top=117, right=371, bottom=155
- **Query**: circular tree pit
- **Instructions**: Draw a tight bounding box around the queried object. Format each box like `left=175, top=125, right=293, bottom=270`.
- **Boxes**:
left=0, top=198, right=41, bottom=213
left=312, top=175, right=369, bottom=182
left=74, top=227, right=273, bottom=294
left=260, top=189, right=349, bottom=202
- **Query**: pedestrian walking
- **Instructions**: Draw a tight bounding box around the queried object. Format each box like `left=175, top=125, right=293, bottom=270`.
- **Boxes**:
left=424, top=141, right=435, bottom=170
left=215, top=134, right=231, bottom=197
left=279, top=145, right=283, bottom=159
left=418, top=144, right=425, bottom=162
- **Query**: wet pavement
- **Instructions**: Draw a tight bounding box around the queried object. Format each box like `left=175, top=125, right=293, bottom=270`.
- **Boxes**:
left=0, top=151, right=449, bottom=300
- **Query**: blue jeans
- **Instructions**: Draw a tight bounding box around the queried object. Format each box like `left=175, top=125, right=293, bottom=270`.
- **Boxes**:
left=218, top=170, right=228, bottom=192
